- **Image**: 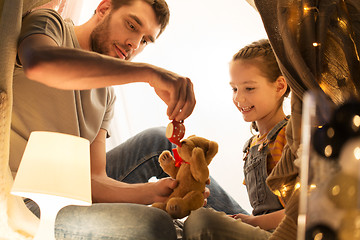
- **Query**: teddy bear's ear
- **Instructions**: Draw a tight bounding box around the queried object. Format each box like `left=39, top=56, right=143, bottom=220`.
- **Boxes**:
left=205, top=141, right=218, bottom=163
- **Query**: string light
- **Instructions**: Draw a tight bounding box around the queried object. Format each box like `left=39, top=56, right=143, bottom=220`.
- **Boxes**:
left=324, top=145, right=333, bottom=157
left=353, top=115, right=360, bottom=127
left=354, top=147, right=360, bottom=160
left=326, top=127, right=335, bottom=138
left=274, top=184, right=292, bottom=198
left=331, top=185, right=340, bottom=196
left=303, top=6, right=319, bottom=13
left=337, top=17, right=347, bottom=29
left=281, top=185, right=288, bottom=197
left=314, top=232, right=324, bottom=240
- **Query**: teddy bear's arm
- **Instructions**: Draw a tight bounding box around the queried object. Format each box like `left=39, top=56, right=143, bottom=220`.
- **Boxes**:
left=159, top=150, right=179, bottom=178
left=189, top=147, right=209, bottom=182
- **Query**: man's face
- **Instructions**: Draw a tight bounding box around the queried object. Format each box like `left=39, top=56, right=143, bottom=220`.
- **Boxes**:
left=90, top=1, right=161, bottom=61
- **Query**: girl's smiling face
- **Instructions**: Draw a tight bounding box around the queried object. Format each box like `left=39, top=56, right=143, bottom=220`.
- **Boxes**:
left=229, top=59, right=282, bottom=125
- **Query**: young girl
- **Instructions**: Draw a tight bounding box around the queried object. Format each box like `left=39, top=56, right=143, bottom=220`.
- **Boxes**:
left=183, top=39, right=290, bottom=240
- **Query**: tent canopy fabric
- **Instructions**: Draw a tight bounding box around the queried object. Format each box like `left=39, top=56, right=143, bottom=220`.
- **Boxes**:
left=0, top=0, right=52, bottom=238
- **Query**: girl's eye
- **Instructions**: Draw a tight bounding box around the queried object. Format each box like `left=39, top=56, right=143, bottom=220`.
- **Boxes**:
left=232, top=88, right=237, bottom=93
left=246, top=87, right=255, bottom=91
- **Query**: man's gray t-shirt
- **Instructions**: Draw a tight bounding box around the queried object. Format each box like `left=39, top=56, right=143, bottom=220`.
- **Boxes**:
left=11, top=9, right=116, bottom=176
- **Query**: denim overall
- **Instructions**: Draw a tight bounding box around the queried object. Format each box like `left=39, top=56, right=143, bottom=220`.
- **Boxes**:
left=243, top=116, right=289, bottom=215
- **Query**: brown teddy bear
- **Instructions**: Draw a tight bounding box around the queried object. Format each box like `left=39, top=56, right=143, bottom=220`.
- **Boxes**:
left=152, top=135, right=218, bottom=219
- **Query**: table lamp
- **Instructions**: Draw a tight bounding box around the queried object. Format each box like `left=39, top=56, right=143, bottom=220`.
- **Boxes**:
left=11, top=131, right=92, bottom=240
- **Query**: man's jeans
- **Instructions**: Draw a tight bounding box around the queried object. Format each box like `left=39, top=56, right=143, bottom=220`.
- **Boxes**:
left=26, top=127, right=247, bottom=239
left=55, top=203, right=177, bottom=240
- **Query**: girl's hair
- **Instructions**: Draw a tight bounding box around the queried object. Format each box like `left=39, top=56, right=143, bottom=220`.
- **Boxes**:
left=232, top=39, right=290, bottom=133
left=111, top=0, right=170, bottom=37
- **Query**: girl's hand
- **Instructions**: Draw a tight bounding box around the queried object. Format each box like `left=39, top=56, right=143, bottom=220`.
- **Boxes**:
left=230, top=213, right=258, bottom=226
left=230, top=209, right=285, bottom=231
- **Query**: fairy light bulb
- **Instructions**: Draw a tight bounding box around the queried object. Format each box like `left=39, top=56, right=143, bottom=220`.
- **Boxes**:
left=303, top=6, right=319, bottom=13
left=324, top=145, right=333, bottom=157
left=355, top=147, right=360, bottom=160
left=339, top=138, right=360, bottom=176
left=353, top=115, right=360, bottom=131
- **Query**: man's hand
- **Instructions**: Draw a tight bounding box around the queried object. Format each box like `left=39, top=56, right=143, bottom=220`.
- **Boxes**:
left=151, top=177, right=209, bottom=207
left=148, top=67, right=196, bottom=121
left=203, top=178, right=211, bottom=206
left=150, top=177, right=178, bottom=203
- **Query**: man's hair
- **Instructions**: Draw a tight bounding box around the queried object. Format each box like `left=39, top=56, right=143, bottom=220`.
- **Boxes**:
left=111, top=0, right=170, bottom=36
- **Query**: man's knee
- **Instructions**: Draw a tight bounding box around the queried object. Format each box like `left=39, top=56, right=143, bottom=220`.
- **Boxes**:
left=139, top=127, right=173, bottom=150
left=56, top=204, right=177, bottom=240
left=142, top=206, right=178, bottom=239
left=141, top=127, right=167, bottom=141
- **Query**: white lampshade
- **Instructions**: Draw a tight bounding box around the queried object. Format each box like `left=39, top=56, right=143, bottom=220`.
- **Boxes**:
left=11, top=131, right=92, bottom=240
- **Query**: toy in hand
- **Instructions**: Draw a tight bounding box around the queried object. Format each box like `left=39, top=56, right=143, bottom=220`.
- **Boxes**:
left=166, top=120, right=185, bottom=146
left=152, top=132, right=218, bottom=219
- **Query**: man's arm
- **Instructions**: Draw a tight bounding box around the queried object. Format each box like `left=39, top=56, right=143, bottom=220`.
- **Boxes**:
left=18, top=34, right=195, bottom=121
left=89, top=129, right=178, bottom=204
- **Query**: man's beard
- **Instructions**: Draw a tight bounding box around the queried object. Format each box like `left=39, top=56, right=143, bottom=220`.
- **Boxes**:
left=90, top=14, right=111, bottom=55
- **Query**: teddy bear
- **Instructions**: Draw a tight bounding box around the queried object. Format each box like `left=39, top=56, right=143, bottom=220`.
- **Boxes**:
left=152, top=135, right=218, bottom=219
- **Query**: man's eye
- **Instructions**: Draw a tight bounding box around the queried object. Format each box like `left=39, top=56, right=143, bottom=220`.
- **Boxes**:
left=141, top=39, right=148, bottom=45
left=127, top=21, right=136, bottom=30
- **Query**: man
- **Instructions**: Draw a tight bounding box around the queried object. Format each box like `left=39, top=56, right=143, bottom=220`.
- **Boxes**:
left=12, top=0, right=245, bottom=238
left=13, top=0, right=190, bottom=238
